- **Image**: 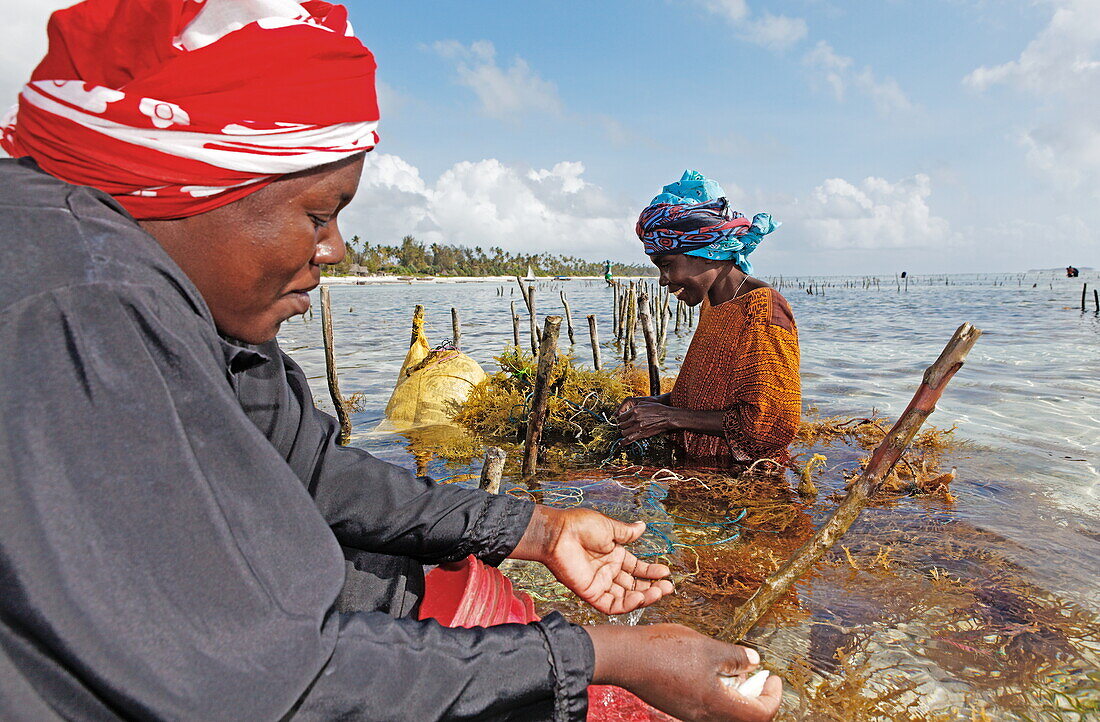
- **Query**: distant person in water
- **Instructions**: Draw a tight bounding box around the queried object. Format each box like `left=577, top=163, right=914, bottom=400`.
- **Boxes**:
left=617, top=171, right=801, bottom=467
left=1067, top=266, right=1080, bottom=278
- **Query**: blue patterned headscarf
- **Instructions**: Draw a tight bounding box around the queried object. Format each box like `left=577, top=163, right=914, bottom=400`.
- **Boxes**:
left=636, top=170, right=778, bottom=274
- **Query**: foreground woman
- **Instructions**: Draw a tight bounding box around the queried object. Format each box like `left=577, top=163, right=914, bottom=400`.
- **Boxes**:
left=0, top=3, right=781, bottom=721
left=618, top=171, right=801, bottom=467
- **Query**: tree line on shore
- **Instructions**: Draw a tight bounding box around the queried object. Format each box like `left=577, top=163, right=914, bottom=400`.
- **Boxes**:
left=323, top=235, right=656, bottom=277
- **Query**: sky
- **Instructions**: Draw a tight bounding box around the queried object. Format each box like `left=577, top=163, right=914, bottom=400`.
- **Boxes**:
left=3, top=0, right=1099, bottom=274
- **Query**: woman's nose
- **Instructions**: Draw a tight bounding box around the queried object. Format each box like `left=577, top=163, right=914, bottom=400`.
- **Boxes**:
left=314, top=224, right=346, bottom=265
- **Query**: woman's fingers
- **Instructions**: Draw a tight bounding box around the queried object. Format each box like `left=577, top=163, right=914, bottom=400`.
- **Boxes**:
left=627, top=556, right=671, bottom=580
left=717, top=645, right=760, bottom=676
left=610, top=520, right=647, bottom=545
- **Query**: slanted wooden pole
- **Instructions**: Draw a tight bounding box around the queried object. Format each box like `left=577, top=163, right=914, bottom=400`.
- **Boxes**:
left=451, top=307, right=461, bottom=350
left=516, top=275, right=532, bottom=313
left=320, top=286, right=352, bottom=445
left=587, top=314, right=602, bottom=371
left=721, top=322, right=982, bottom=641
left=560, top=290, right=576, bottom=345
left=638, top=292, right=661, bottom=396
left=1094, top=288, right=1099, bottom=313
left=522, top=316, right=563, bottom=478
left=675, top=299, right=683, bottom=334
left=1082, top=283, right=1088, bottom=311
left=479, top=446, right=507, bottom=495
left=510, top=300, right=521, bottom=347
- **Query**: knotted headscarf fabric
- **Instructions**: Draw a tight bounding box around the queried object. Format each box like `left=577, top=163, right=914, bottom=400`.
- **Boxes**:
left=2, top=0, right=379, bottom=220
left=635, top=170, right=779, bottom=274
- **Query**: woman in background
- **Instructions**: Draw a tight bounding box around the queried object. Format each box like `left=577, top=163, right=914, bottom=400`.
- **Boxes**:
left=618, top=171, right=801, bottom=468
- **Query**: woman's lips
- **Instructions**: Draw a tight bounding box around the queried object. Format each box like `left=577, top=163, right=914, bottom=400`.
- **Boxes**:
left=285, top=290, right=311, bottom=315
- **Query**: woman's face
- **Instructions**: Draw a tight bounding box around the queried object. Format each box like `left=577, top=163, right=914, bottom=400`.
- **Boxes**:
left=143, top=154, right=364, bottom=343
left=650, top=253, right=720, bottom=306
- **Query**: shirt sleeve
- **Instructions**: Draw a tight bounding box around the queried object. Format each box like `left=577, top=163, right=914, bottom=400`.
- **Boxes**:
left=722, top=291, right=802, bottom=459
left=0, top=282, right=592, bottom=721
left=244, top=347, right=535, bottom=566
left=296, top=611, right=593, bottom=721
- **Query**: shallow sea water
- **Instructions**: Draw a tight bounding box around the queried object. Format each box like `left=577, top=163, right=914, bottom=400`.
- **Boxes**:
left=279, top=271, right=1100, bottom=719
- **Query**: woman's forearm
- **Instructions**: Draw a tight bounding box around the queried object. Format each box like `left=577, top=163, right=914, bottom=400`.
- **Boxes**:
left=669, top=407, right=726, bottom=436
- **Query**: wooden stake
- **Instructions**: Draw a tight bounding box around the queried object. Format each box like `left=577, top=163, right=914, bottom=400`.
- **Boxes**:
left=511, top=300, right=521, bottom=347
left=1082, top=283, right=1088, bottom=311
left=658, top=289, right=670, bottom=361
left=675, top=299, right=683, bottom=334
left=528, top=285, right=539, bottom=355
left=320, top=286, right=352, bottom=445
left=560, top=290, right=576, bottom=345
left=623, top=283, right=635, bottom=362
left=638, top=292, right=661, bottom=396
left=612, top=283, right=620, bottom=334
left=587, top=314, right=602, bottom=371
left=451, top=307, right=461, bottom=350
left=628, top=283, right=638, bottom=361
left=617, top=293, right=628, bottom=342
left=522, top=315, right=563, bottom=478
left=479, top=446, right=507, bottom=495
left=516, top=275, right=532, bottom=313
left=1094, top=288, right=1099, bottom=313
left=721, top=322, right=982, bottom=641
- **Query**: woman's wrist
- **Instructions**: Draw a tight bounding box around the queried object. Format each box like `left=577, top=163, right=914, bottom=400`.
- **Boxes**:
left=509, top=505, right=563, bottom=563
left=584, top=624, right=635, bottom=687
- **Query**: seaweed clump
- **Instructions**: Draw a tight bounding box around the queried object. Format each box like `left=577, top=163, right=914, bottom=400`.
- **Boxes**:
left=452, top=347, right=674, bottom=462
left=795, top=413, right=964, bottom=500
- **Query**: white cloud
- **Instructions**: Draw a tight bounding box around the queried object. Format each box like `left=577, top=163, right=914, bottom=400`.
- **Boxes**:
left=964, top=0, right=1100, bottom=94
left=964, top=0, right=1100, bottom=196
left=346, top=153, right=636, bottom=259
left=787, top=174, right=952, bottom=250
left=432, top=40, right=562, bottom=119
left=698, top=1, right=807, bottom=51
left=804, top=40, right=912, bottom=114
left=701, top=0, right=750, bottom=23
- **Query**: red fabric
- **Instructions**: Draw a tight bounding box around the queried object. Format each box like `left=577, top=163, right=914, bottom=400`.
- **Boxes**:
left=2, top=0, right=379, bottom=220
left=421, top=557, right=677, bottom=721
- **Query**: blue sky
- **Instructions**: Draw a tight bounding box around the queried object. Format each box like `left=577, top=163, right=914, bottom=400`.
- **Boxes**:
left=4, top=1, right=1098, bottom=274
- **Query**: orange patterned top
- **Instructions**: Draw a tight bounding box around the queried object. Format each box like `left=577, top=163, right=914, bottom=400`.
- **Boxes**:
left=670, top=287, right=801, bottom=466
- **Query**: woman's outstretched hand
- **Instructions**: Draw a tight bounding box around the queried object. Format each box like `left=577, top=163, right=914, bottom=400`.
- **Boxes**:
left=510, top=506, right=673, bottom=614
left=587, top=623, right=783, bottom=722
left=617, top=399, right=683, bottom=442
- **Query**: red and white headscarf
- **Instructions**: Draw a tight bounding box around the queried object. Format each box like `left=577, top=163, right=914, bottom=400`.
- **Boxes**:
left=1, top=0, right=379, bottom=220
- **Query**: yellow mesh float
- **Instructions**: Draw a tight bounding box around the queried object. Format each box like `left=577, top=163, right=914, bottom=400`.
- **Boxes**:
left=382, top=306, right=487, bottom=429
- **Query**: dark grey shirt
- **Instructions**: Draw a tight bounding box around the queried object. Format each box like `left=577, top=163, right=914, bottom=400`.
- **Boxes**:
left=0, top=158, right=592, bottom=721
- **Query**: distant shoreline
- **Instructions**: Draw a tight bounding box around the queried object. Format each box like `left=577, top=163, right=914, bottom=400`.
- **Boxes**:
left=319, top=275, right=652, bottom=285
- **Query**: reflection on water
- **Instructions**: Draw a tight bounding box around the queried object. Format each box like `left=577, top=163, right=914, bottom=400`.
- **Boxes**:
left=279, top=272, right=1100, bottom=719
